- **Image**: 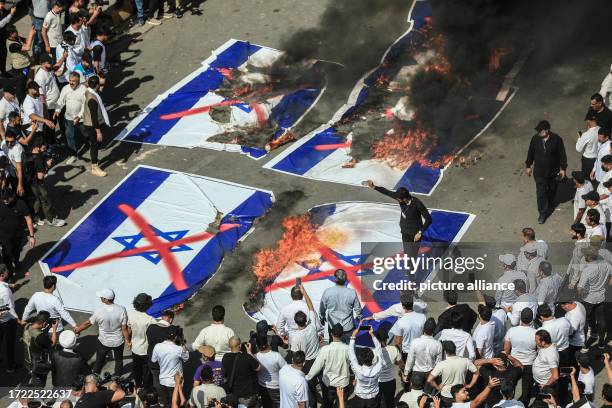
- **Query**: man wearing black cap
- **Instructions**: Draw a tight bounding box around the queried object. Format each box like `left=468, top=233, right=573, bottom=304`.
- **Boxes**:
left=525, top=120, right=567, bottom=224
left=364, top=179, right=432, bottom=257
left=576, top=112, right=600, bottom=178
left=33, top=54, right=60, bottom=144
left=591, top=127, right=612, bottom=188
left=0, top=85, right=19, bottom=139
left=588, top=93, right=612, bottom=130
left=572, top=171, right=593, bottom=225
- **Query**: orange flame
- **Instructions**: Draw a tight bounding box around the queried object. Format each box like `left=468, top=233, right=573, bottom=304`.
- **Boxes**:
left=488, top=48, right=508, bottom=72
left=371, top=127, right=453, bottom=169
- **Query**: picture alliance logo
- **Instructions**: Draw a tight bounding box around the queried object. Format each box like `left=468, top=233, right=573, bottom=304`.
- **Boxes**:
left=371, top=254, right=487, bottom=275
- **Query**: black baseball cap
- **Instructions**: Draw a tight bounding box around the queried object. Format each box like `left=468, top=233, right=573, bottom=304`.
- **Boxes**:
left=534, top=120, right=551, bottom=131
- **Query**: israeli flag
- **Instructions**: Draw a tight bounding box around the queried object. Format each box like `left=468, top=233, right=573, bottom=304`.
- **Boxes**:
left=39, top=166, right=274, bottom=316
left=116, top=39, right=326, bottom=159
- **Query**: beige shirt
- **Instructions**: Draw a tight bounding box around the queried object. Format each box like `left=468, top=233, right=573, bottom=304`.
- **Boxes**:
left=127, top=310, right=156, bottom=356
left=430, top=356, right=477, bottom=398
left=192, top=323, right=235, bottom=362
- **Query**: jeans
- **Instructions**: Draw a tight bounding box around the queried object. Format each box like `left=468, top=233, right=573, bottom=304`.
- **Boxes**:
left=534, top=176, right=558, bottom=216
left=93, top=340, right=124, bottom=376
left=31, top=181, right=53, bottom=221
left=0, top=318, right=17, bottom=369
left=582, top=301, right=606, bottom=342
left=84, top=125, right=100, bottom=164
left=132, top=353, right=151, bottom=388
left=377, top=379, right=396, bottom=408
left=64, top=119, right=86, bottom=156
left=134, top=0, right=144, bottom=19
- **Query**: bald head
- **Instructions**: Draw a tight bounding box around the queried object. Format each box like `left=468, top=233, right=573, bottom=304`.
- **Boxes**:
left=229, top=336, right=241, bottom=351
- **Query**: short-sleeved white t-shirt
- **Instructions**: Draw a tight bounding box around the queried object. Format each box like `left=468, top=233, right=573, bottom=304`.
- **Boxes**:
left=473, top=320, right=496, bottom=359
left=89, top=303, right=128, bottom=347
left=504, top=326, right=537, bottom=366
left=22, top=95, right=45, bottom=132
left=0, top=141, right=23, bottom=177
left=42, top=10, right=64, bottom=48
left=256, top=350, right=286, bottom=389
left=279, top=364, right=308, bottom=408
left=532, top=345, right=559, bottom=385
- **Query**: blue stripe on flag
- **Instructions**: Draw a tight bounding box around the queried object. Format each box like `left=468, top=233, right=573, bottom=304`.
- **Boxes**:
left=149, top=190, right=274, bottom=316
left=122, top=41, right=261, bottom=144
left=41, top=167, right=170, bottom=275
left=394, top=163, right=441, bottom=195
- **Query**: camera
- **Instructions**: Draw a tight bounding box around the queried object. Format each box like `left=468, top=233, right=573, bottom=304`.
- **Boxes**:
left=0, top=304, right=10, bottom=312
left=100, top=372, right=135, bottom=394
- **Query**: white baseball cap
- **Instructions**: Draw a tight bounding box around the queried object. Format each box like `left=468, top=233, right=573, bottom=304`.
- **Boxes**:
left=96, top=288, right=115, bottom=300
left=59, top=330, right=77, bottom=349
left=498, top=254, right=516, bottom=266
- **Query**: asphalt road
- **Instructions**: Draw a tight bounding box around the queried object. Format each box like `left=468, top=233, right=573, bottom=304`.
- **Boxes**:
left=2, top=0, right=611, bottom=404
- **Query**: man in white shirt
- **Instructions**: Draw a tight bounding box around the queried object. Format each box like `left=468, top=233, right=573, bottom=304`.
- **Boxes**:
left=189, top=364, right=227, bottom=408
left=34, top=55, right=60, bottom=126
left=516, top=227, right=548, bottom=272
left=538, top=304, right=571, bottom=369
left=390, top=295, right=426, bottom=360
left=369, top=290, right=428, bottom=320
left=436, top=311, right=476, bottom=361
left=568, top=224, right=590, bottom=289
left=534, top=261, right=562, bottom=312
left=504, top=308, right=537, bottom=405
left=560, top=301, right=586, bottom=367
left=577, top=245, right=612, bottom=347
left=55, top=31, right=80, bottom=84
left=348, top=327, right=383, bottom=406
left=41, top=1, right=64, bottom=56
left=192, top=305, right=235, bottom=362
left=572, top=171, right=594, bottom=224
left=305, top=323, right=350, bottom=408
left=591, top=127, right=612, bottom=185
left=473, top=305, right=496, bottom=359
left=495, top=254, right=528, bottom=308
left=127, top=292, right=156, bottom=389
left=256, top=336, right=286, bottom=408
left=428, top=341, right=479, bottom=404
left=0, top=265, right=20, bottom=372
left=22, top=81, right=55, bottom=135
left=22, top=275, right=76, bottom=332
left=64, top=13, right=86, bottom=58
left=399, top=373, right=427, bottom=408
left=576, top=112, right=600, bottom=179
left=1, top=131, right=25, bottom=196
left=404, top=317, right=442, bottom=383
left=151, top=325, right=189, bottom=407
left=54, top=71, right=86, bottom=164
left=287, top=285, right=321, bottom=408
left=277, top=286, right=308, bottom=337
left=279, top=350, right=309, bottom=408
left=518, top=241, right=544, bottom=294
left=0, top=86, right=20, bottom=139
left=532, top=330, right=559, bottom=389
left=583, top=206, right=607, bottom=240
left=73, top=288, right=130, bottom=376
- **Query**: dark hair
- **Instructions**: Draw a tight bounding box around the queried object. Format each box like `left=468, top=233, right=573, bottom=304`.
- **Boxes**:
left=535, top=329, right=552, bottom=344
left=500, top=379, right=515, bottom=399
left=450, top=384, right=464, bottom=399
left=199, top=365, right=214, bottom=383
left=290, top=286, right=303, bottom=300
left=592, top=93, right=604, bottom=103
left=331, top=323, right=343, bottom=338
left=513, top=279, right=527, bottom=294
left=520, top=308, right=533, bottom=325
left=144, top=388, right=158, bottom=405
left=423, top=317, right=436, bottom=335
left=603, top=383, right=612, bottom=402
left=334, top=269, right=346, bottom=285
left=356, top=346, right=374, bottom=366
left=35, top=310, right=51, bottom=324
left=587, top=208, right=601, bottom=224
left=410, top=372, right=426, bottom=390
left=539, top=261, right=552, bottom=276
left=3, top=130, right=16, bottom=140
left=522, top=227, right=536, bottom=240
left=70, top=13, right=81, bottom=25
left=576, top=352, right=591, bottom=369
left=397, top=187, right=411, bottom=199
left=444, top=290, right=458, bottom=305
left=292, top=350, right=306, bottom=365
left=450, top=311, right=463, bottom=329
left=211, top=305, right=225, bottom=322
left=537, top=304, right=552, bottom=319
left=43, top=275, right=57, bottom=289
left=6, top=24, right=17, bottom=35
left=294, top=311, right=307, bottom=327
left=401, top=296, right=414, bottom=312
left=87, top=75, right=100, bottom=89
left=478, top=304, right=492, bottom=321
left=442, top=340, right=456, bottom=355
left=133, top=293, right=153, bottom=313
left=63, top=31, right=77, bottom=44
left=81, top=50, right=92, bottom=64
left=161, top=310, right=175, bottom=319
left=376, top=326, right=389, bottom=343
left=53, top=0, right=64, bottom=7
left=483, top=295, right=496, bottom=309
left=0, top=263, right=8, bottom=276
left=7, top=111, right=19, bottom=120
left=571, top=223, right=587, bottom=237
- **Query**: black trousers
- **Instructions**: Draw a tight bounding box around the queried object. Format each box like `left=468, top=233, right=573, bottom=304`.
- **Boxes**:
left=321, top=383, right=349, bottom=408
left=84, top=126, right=100, bottom=164
left=93, top=340, right=124, bottom=376
left=519, top=365, right=533, bottom=405
left=132, top=353, right=151, bottom=388
left=0, top=318, right=17, bottom=368
left=304, top=359, right=319, bottom=408
left=0, top=235, right=23, bottom=278
left=401, top=232, right=420, bottom=263
left=377, top=380, right=396, bottom=408
left=581, top=156, right=596, bottom=180
left=149, top=363, right=161, bottom=390
left=534, top=176, right=558, bottom=216
left=583, top=301, right=606, bottom=342
left=567, top=345, right=581, bottom=369
left=7, top=68, right=27, bottom=103
left=352, top=395, right=379, bottom=408
left=158, top=384, right=174, bottom=407
left=259, top=385, right=280, bottom=408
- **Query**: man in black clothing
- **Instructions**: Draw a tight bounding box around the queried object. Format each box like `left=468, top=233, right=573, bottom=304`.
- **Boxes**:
left=364, top=180, right=432, bottom=259
left=0, top=188, right=36, bottom=279
left=145, top=309, right=174, bottom=390
left=477, top=353, right=522, bottom=407
left=525, top=120, right=567, bottom=224
left=82, top=75, right=107, bottom=177
left=434, top=290, right=478, bottom=335
left=589, top=93, right=612, bottom=130
left=222, top=336, right=261, bottom=408
left=74, top=374, right=126, bottom=408
left=51, top=329, right=90, bottom=387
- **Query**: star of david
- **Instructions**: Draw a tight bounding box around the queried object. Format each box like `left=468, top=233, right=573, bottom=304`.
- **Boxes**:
left=112, top=226, right=193, bottom=264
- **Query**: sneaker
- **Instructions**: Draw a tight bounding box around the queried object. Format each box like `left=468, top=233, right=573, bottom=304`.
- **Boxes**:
left=34, top=217, right=45, bottom=226
left=66, top=155, right=77, bottom=165
left=46, top=217, right=66, bottom=227
left=146, top=18, right=162, bottom=25
left=162, top=13, right=173, bottom=18
left=91, top=164, right=107, bottom=177
left=174, top=9, right=183, bottom=18
left=137, top=17, right=146, bottom=26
